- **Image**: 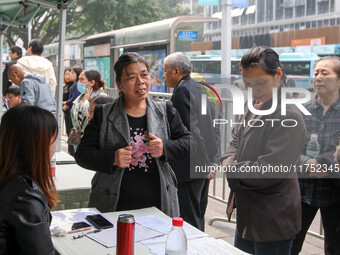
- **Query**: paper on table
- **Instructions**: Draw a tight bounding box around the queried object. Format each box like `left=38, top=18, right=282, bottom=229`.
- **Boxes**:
left=86, top=223, right=164, bottom=248
left=50, top=208, right=101, bottom=230
left=148, top=237, right=251, bottom=255
left=135, top=215, right=208, bottom=245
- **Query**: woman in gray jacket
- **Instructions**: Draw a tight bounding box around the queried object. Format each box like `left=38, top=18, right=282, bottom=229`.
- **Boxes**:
left=75, top=52, right=191, bottom=217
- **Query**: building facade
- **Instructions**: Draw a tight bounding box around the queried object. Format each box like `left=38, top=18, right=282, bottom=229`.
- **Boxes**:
left=203, top=0, right=340, bottom=49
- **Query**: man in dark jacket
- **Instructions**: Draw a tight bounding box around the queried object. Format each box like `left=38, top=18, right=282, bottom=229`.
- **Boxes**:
left=2, top=46, right=22, bottom=97
left=163, top=52, right=220, bottom=231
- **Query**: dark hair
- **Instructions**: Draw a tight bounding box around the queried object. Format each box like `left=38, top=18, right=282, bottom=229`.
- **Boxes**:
left=63, top=67, right=73, bottom=85
left=114, top=52, right=149, bottom=83
left=6, top=85, right=20, bottom=96
left=0, top=106, right=58, bottom=209
left=72, top=66, right=83, bottom=82
left=93, top=95, right=114, bottom=105
left=240, top=46, right=286, bottom=86
left=83, top=70, right=105, bottom=91
left=10, top=46, right=22, bottom=58
left=28, top=39, right=44, bottom=55
left=316, top=56, right=340, bottom=78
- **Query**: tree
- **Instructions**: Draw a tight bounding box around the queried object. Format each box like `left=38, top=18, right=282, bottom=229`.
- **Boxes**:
left=4, top=0, right=189, bottom=48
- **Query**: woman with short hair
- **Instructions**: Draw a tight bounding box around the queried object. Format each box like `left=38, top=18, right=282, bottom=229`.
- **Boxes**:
left=75, top=52, right=191, bottom=217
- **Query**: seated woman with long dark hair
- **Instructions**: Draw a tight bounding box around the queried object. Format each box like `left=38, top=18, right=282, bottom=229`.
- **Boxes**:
left=0, top=106, right=59, bottom=254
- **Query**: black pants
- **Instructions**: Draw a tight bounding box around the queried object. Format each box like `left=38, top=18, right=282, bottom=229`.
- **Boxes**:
left=291, top=201, right=340, bottom=255
left=177, top=178, right=209, bottom=231
left=64, top=110, right=75, bottom=156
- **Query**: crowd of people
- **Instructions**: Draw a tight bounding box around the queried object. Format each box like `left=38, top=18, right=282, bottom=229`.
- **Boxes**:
left=0, top=41, right=339, bottom=255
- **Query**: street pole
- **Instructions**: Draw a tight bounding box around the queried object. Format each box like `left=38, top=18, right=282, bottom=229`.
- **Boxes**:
left=221, top=0, right=232, bottom=147
left=0, top=32, right=3, bottom=119
left=221, top=0, right=232, bottom=80
left=56, top=4, right=67, bottom=152
left=28, top=21, right=32, bottom=42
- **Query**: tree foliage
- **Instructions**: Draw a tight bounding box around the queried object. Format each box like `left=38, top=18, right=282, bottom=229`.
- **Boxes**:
left=4, top=0, right=189, bottom=48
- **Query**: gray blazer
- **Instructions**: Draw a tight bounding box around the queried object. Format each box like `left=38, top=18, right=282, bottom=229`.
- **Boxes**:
left=75, top=96, right=192, bottom=217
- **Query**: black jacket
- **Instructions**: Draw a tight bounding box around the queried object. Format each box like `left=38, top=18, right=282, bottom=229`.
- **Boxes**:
left=170, top=76, right=220, bottom=183
left=2, top=57, right=20, bottom=96
left=0, top=173, right=59, bottom=255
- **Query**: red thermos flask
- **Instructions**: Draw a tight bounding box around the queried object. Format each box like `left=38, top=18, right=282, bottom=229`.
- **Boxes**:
left=116, top=214, right=135, bottom=255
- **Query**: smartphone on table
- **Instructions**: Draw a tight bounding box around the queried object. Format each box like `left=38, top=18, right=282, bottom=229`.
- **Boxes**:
left=86, top=214, right=114, bottom=229
left=68, top=221, right=92, bottom=234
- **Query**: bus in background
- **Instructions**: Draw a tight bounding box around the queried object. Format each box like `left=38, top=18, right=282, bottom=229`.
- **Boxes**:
left=189, top=55, right=241, bottom=85
left=279, top=52, right=319, bottom=90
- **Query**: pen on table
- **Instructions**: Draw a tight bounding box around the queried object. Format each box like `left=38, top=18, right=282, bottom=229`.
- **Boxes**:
left=73, top=229, right=102, bottom=239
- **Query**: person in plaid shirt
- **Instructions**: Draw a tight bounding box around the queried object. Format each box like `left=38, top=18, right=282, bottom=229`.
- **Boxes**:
left=292, top=56, right=340, bottom=255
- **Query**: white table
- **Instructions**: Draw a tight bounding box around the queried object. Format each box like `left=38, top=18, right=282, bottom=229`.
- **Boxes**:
left=53, top=152, right=95, bottom=210
left=52, top=207, right=249, bottom=255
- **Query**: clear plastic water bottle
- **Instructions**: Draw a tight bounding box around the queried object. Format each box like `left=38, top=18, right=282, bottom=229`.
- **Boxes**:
left=165, top=217, right=187, bottom=255
left=51, top=153, right=56, bottom=177
left=306, top=134, right=320, bottom=159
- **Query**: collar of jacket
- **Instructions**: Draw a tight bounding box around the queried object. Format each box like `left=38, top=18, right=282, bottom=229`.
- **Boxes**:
left=311, top=95, right=340, bottom=111
left=173, top=75, right=190, bottom=93
left=107, top=95, right=166, bottom=145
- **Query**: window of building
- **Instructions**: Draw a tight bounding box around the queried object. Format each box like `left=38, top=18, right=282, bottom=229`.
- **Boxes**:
left=330, top=18, right=335, bottom=26
left=257, top=0, right=265, bottom=23
left=337, top=18, right=340, bottom=25
left=324, top=19, right=329, bottom=26
left=280, top=25, right=284, bottom=31
left=290, top=23, right=294, bottom=28
left=295, top=23, right=300, bottom=29
left=212, top=5, right=219, bottom=13
left=306, top=21, right=311, bottom=28
left=295, top=5, right=305, bottom=17
left=300, top=22, right=306, bottom=29
left=276, top=0, right=284, bottom=20
left=249, top=13, right=255, bottom=24
left=317, top=20, right=323, bottom=27
left=285, top=7, right=293, bottom=18
left=266, top=0, right=273, bottom=21
left=213, top=21, right=219, bottom=29
left=312, top=20, right=317, bottom=27
left=241, top=13, right=248, bottom=25
left=249, top=0, right=256, bottom=5
left=317, top=0, right=329, bottom=14
left=330, top=0, right=334, bottom=12
left=232, top=17, right=240, bottom=25
left=307, top=0, right=316, bottom=15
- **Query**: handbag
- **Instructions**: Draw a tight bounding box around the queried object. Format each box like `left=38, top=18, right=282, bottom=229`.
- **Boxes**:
left=67, top=116, right=86, bottom=145
left=67, top=127, right=83, bottom=145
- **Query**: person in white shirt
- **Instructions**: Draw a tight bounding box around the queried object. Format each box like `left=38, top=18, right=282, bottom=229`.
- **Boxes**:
left=17, top=39, right=57, bottom=97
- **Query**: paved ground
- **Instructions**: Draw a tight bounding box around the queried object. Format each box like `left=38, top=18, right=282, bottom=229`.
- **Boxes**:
left=59, top=135, right=325, bottom=254
left=205, top=176, right=325, bottom=255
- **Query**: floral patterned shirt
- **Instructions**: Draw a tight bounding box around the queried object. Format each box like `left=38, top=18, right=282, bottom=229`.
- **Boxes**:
left=116, top=114, right=161, bottom=211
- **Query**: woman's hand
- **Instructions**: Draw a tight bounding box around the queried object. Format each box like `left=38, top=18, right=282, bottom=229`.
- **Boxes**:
left=333, top=146, right=340, bottom=163
left=62, top=101, right=68, bottom=111
left=82, top=86, right=93, bottom=102
left=114, top=146, right=132, bottom=168
left=222, top=156, right=236, bottom=166
left=206, top=163, right=217, bottom=180
left=148, top=132, right=163, bottom=158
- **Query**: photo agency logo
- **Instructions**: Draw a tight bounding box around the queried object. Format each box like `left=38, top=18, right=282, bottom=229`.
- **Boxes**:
left=199, top=82, right=223, bottom=114
left=200, top=84, right=313, bottom=128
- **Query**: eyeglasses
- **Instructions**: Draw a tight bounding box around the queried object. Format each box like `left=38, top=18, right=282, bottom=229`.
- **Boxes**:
left=5, top=95, right=15, bottom=101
